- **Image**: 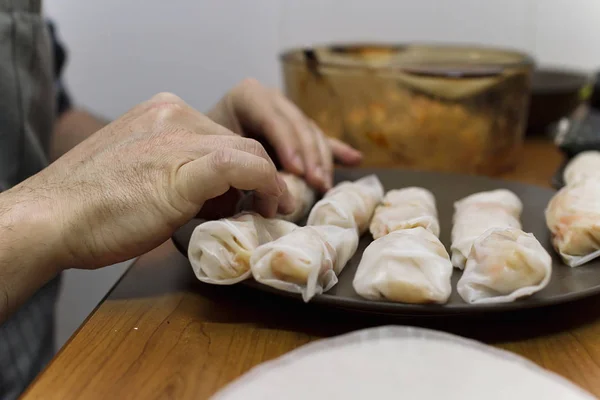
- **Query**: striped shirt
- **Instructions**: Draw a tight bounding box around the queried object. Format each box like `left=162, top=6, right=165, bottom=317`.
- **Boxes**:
left=0, top=7, right=72, bottom=399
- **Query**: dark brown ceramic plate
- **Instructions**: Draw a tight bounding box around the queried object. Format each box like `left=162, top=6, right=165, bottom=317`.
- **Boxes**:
left=172, top=169, right=600, bottom=316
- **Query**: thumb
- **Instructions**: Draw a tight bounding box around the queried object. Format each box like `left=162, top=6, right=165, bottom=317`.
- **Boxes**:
left=176, top=148, right=293, bottom=217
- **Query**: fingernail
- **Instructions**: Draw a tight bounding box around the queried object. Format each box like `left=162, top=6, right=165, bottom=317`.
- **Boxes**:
left=315, top=167, right=328, bottom=189
left=315, top=166, right=324, bottom=180
left=326, top=174, right=333, bottom=190
left=277, top=174, right=288, bottom=193
left=291, top=153, right=305, bottom=173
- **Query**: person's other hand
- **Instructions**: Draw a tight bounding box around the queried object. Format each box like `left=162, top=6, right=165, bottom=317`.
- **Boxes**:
left=208, top=78, right=362, bottom=192
left=10, top=92, right=293, bottom=270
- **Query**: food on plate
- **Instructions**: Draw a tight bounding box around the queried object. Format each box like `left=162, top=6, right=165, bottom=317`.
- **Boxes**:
left=188, top=213, right=297, bottom=284
left=545, top=179, right=600, bottom=267
left=353, top=227, right=452, bottom=304
left=276, top=173, right=316, bottom=222
left=307, top=175, right=384, bottom=234
left=457, top=227, right=552, bottom=304
left=369, top=187, right=440, bottom=239
left=450, top=189, right=522, bottom=269
left=251, top=225, right=359, bottom=302
left=451, top=190, right=551, bottom=303
left=563, top=151, right=600, bottom=186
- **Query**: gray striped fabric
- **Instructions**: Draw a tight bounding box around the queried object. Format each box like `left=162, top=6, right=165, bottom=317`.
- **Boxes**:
left=0, top=1, right=60, bottom=399
left=0, top=278, right=60, bottom=400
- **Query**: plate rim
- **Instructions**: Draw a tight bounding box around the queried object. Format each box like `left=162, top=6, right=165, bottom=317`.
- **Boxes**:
left=173, top=168, right=600, bottom=316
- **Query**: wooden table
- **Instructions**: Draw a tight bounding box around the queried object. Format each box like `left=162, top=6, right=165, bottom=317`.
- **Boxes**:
left=23, top=139, right=600, bottom=399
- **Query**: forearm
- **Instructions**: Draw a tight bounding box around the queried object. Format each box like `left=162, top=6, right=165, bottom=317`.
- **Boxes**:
left=0, top=185, right=65, bottom=323
left=50, top=109, right=109, bottom=161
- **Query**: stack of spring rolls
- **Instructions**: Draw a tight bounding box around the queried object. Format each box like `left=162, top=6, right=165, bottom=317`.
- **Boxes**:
left=251, top=175, right=383, bottom=301
left=188, top=173, right=384, bottom=302
left=188, top=173, right=315, bottom=285
left=546, top=151, right=600, bottom=267
left=452, top=190, right=552, bottom=304
left=353, top=188, right=453, bottom=304
left=188, top=169, right=556, bottom=306
left=354, top=188, right=552, bottom=305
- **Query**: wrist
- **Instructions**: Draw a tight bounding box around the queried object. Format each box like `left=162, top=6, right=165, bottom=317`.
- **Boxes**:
left=0, top=185, right=70, bottom=319
left=0, top=185, right=69, bottom=274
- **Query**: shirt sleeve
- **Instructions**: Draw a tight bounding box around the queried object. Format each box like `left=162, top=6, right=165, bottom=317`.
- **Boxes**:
left=46, top=20, right=72, bottom=116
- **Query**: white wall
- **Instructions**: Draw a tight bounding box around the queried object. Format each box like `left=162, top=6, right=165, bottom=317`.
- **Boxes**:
left=45, top=0, right=600, bottom=347
left=45, top=0, right=600, bottom=122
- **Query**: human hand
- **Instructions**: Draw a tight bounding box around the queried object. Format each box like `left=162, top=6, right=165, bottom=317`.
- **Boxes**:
left=12, top=92, right=293, bottom=270
left=208, top=79, right=362, bottom=192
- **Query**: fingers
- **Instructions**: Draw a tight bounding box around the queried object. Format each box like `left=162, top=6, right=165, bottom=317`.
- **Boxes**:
left=136, top=92, right=293, bottom=217
left=229, top=80, right=305, bottom=175
left=273, top=94, right=327, bottom=190
left=176, top=148, right=293, bottom=218
left=229, top=80, right=339, bottom=192
left=328, top=137, right=363, bottom=166
left=183, top=135, right=275, bottom=167
left=218, top=79, right=362, bottom=192
left=312, top=122, right=334, bottom=190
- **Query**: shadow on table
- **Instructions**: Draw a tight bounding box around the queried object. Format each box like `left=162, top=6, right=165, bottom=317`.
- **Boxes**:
left=108, top=242, right=600, bottom=346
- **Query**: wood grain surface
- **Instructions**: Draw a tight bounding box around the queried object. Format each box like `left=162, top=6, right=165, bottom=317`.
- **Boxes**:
left=23, top=139, right=600, bottom=399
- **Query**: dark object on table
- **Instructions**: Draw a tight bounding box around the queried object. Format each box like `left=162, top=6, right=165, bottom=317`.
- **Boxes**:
left=527, top=68, right=592, bottom=135
left=552, top=105, right=600, bottom=188
left=589, top=70, right=600, bottom=110
left=173, top=168, right=600, bottom=317
left=552, top=162, right=568, bottom=189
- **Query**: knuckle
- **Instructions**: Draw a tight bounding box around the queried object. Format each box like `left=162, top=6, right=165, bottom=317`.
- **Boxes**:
left=238, top=77, right=261, bottom=90
left=256, top=158, right=274, bottom=178
left=143, top=102, right=184, bottom=128
left=231, top=77, right=263, bottom=103
left=240, top=137, right=267, bottom=156
left=211, top=148, right=235, bottom=170
left=149, top=92, right=184, bottom=104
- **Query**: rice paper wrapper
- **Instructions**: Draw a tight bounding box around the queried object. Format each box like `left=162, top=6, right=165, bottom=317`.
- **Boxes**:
left=213, top=326, right=594, bottom=400
left=563, top=151, right=600, bottom=186
left=250, top=225, right=359, bottom=302
left=308, top=174, right=384, bottom=234
left=353, top=227, right=452, bottom=304
left=188, top=213, right=297, bottom=285
left=457, top=227, right=552, bottom=304
left=451, top=189, right=522, bottom=270
left=276, top=173, right=316, bottom=222
left=545, top=180, right=600, bottom=267
left=370, top=187, right=440, bottom=239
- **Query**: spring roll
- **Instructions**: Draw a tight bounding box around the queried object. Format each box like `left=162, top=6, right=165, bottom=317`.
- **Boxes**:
left=307, top=175, right=384, bottom=234
left=353, top=227, right=452, bottom=304
left=563, top=151, right=600, bottom=186
left=457, top=227, right=552, bottom=304
left=250, top=225, right=359, bottom=302
left=276, top=173, right=316, bottom=222
left=369, top=187, right=440, bottom=239
left=545, top=179, right=600, bottom=267
left=450, top=189, right=522, bottom=270
left=188, top=212, right=297, bottom=284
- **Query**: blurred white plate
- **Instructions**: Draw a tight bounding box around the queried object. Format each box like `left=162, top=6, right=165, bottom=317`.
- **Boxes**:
left=213, top=326, right=594, bottom=400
